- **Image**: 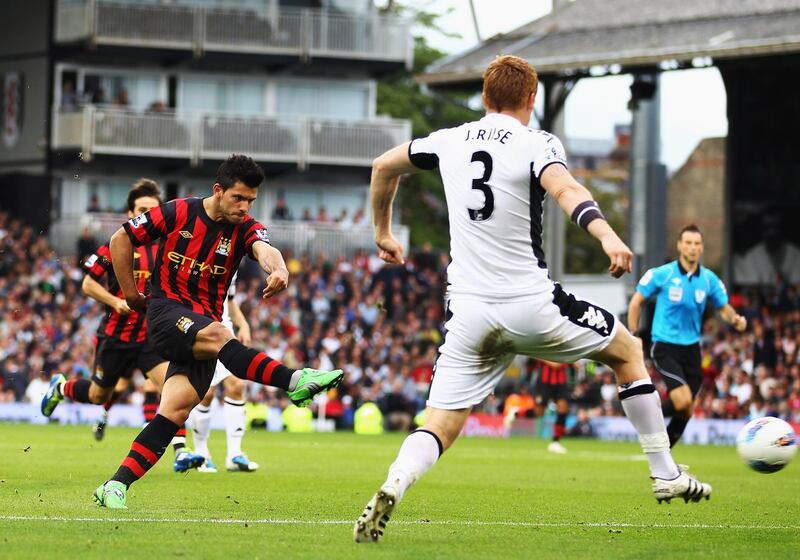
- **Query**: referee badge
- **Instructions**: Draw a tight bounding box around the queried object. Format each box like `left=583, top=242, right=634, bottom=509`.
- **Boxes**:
left=695, top=289, right=706, bottom=303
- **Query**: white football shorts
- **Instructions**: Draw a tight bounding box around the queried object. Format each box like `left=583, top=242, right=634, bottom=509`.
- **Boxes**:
left=427, top=283, right=618, bottom=410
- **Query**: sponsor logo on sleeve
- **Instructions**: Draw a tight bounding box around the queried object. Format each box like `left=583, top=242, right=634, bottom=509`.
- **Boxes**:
left=129, top=214, right=148, bottom=229
left=84, top=254, right=98, bottom=268
left=639, top=269, right=653, bottom=286
left=255, top=229, right=269, bottom=242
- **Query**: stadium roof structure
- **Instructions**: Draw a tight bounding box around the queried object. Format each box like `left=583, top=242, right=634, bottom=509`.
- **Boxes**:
left=419, top=0, right=800, bottom=87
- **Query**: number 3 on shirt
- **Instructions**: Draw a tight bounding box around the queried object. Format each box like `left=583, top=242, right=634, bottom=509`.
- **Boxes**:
left=468, top=151, right=494, bottom=222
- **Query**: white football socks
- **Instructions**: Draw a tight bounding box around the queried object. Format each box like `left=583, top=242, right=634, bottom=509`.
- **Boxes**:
left=224, top=398, right=246, bottom=460
left=190, top=405, right=211, bottom=459
left=384, top=430, right=443, bottom=500
left=618, top=379, right=680, bottom=480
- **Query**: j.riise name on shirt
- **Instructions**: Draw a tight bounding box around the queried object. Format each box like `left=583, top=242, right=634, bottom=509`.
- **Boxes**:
left=464, top=127, right=513, bottom=144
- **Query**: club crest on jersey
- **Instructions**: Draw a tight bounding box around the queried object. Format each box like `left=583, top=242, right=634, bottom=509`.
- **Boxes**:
left=695, top=289, right=706, bottom=303
left=255, top=229, right=269, bottom=243
left=129, top=214, right=148, bottom=228
left=176, top=316, right=195, bottom=334
left=216, top=237, right=231, bottom=256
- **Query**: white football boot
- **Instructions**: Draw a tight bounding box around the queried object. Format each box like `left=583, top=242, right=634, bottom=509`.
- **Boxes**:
left=354, top=479, right=401, bottom=543
left=652, top=466, right=712, bottom=504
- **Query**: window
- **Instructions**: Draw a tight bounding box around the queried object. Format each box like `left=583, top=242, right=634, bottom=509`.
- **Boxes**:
left=180, top=77, right=265, bottom=115
left=276, top=81, right=368, bottom=119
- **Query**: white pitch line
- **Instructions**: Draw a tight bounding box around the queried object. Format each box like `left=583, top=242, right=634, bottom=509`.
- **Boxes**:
left=0, top=515, right=797, bottom=530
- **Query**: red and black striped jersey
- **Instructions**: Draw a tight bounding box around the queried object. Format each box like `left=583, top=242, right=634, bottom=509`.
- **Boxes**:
left=122, top=197, right=269, bottom=321
left=84, top=241, right=158, bottom=344
left=539, top=362, right=568, bottom=386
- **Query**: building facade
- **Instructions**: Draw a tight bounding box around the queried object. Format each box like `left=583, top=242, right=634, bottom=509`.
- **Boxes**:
left=0, top=0, right=412, bottom=255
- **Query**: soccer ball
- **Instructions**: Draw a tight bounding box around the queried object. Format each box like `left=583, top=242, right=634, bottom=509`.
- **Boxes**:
left=736, top=417, right=797, bottom=473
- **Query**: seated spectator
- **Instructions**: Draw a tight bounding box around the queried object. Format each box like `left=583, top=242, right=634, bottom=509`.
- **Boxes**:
left=86, top=195, right=102, bottom=213
left=272, top=197, right=292, bottom=221
left=568, top=409, right=595, bottom=437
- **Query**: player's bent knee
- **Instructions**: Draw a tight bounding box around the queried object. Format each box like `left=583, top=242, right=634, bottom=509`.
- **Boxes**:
left=194, top=322, right=235, bottom=358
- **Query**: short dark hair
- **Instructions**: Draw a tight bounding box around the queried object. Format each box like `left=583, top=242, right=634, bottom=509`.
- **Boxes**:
left=216, top=154, right=265, bottom=190
left=127, top=178, right=162, bottom=211
left=679, top=224, right=703, bottom=240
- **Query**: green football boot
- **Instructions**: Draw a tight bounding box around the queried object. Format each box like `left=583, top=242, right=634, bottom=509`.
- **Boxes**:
left=92, top=480, right=128, bottom=509
left=287, top=368, right=344, bottom=407
left=40, top=374, right=66, bottom=417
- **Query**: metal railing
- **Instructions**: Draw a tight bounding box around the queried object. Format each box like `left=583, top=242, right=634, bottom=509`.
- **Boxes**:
left=52, top=106, right=411, bottom=168
left=56, top=0, right=412, bottom=66
left=50, top=213, right=409, bottom=259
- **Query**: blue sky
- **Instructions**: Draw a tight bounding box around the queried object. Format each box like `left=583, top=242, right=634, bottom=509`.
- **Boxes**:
left=409, top=0, right=728, bottom=172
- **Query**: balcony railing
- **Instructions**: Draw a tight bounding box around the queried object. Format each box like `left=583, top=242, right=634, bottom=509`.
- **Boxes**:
left=52, top=106, right=411, bottom=168
left=50, top=213, right=409, bottom=260
left=56, top=0, right=413, bottom=67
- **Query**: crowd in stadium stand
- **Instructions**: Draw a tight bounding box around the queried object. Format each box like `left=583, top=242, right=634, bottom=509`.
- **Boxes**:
left=1, top=209, right=799, bottom=432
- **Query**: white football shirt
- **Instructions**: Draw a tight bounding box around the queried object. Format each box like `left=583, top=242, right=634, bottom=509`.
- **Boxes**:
left=408, top=112, right=567, bottom=300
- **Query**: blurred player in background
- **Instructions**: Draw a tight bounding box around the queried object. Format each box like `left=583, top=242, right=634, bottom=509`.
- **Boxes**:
left=533, top=360, right=571, bottom=454
left=628, top=224, right=747, bottom=447
left=190, top=273, right=259, bottom=473
left=92, top=155, right=343, bottom=509
left=40, top=179, right=205, bottom=472
left=355, top=56, right=712, bottom=543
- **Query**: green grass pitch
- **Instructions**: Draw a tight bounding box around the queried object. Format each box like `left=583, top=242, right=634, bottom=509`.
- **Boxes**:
left=0, top=423, right=798, bottom=559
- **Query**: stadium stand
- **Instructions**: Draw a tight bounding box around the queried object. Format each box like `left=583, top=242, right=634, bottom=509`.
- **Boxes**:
left=1, top=210, right=798, bottom=431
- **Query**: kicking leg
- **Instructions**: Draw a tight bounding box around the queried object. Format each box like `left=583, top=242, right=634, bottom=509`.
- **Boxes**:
left=355, top=407, right=470, bottom=543
left=193, top=323, right=343, bottom=407
left=94, top=375, right=200, bottom=509
left=591, top=328, right=710, bottom=503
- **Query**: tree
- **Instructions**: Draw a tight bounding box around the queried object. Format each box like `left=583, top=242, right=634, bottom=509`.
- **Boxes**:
left=376, top=3, right=481, bottom=249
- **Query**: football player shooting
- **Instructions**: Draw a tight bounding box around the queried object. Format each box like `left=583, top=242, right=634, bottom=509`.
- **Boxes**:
left=92, top=155, right=343, bottom=509
left=355, top=55, right=712, bottom=544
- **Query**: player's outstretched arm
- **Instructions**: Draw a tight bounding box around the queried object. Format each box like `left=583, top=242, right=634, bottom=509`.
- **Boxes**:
left=252, top=240, right=289, bottom=299
left=371, top=142, right=419, bottom=265
left=109, top=227, right=145, bottom=311
left=82, top=275, right=131, bottom=315
left=540, top=163, right=632, bottom=278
